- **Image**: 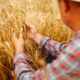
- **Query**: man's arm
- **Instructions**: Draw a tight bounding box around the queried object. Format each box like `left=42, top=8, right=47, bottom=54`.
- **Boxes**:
left=38, top=36, right=67, bottom=58
left=12, top=24, right=80, bottom=80
left=14, top=46, right=80, bottom=80
left=23, top=22, right=67, bottom=58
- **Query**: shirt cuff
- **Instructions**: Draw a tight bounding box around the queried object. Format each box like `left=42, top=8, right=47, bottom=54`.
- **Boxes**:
left=14, top=52, right=29, bottom=64
left=38, top=36, right=50, bottom=53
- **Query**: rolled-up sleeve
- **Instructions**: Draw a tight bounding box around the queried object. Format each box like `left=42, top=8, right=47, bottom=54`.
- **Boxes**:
left=38, top=36, right=67, bottom=57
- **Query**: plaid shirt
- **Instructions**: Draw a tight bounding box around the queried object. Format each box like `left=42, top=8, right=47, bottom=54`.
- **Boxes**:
left=14, top=31, right=80, bottom=80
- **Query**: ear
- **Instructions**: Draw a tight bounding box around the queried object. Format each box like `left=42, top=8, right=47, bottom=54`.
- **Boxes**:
left=62, top=0, right=70, bottom=13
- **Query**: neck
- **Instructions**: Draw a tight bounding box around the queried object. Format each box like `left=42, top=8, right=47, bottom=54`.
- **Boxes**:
left=71, top=8, right=80, bottom=33
left=69, top=1, right=80, bottom=33
left=72, top=25, right=80, bottom=33
left=72, top=16, right=80, bottom=33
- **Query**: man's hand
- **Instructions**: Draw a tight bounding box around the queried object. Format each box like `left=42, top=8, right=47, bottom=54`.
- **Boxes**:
left=24, top=22, right=42, bottom=45
left=12, top=33, right=24, bottom=53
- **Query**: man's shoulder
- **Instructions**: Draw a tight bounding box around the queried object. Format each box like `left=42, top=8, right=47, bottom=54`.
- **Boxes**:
left=64, top=38, right=80, bottom=56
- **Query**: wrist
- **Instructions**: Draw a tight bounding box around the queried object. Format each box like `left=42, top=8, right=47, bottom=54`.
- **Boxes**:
left=33, top=33, right=42, bottom=45
left=15, top=48, right=24, bottom=53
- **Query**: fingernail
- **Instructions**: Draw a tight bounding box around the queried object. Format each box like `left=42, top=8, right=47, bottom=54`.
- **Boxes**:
left=21, top=20, right=25, bottom=23
left=21, top=21, right=23, bottom=23
left=13, top=29, right=14, bottom=33
left=14, top=33, right=15, bottom=35
left=26, top=22, right=28, bottom=24
left=20, top=33, right=22, bottom=36
left=21, top=25, right=24, bottom=27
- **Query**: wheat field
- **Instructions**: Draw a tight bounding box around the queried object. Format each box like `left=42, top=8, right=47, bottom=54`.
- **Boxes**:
left=0, top=0, right=74, bottom=80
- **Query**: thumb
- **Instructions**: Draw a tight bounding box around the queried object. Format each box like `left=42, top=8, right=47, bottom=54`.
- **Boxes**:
left=26, top=22, right=34, bottom=29
left=19, top=33, right=23, bottom=39
left=12, top=33, right=17, bottom=40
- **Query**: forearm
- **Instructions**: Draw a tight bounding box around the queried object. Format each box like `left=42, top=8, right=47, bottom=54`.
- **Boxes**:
left=14, top=53, right=34, bottom=80
left=14, top=51, right=79, bottom=80
left=14, top=52, right=60, bottom=80
left=14, top=52, right=61, bottom=80
left=38, top=36, right=67, bottom=57
left=14, top=52, right=45, bottom=80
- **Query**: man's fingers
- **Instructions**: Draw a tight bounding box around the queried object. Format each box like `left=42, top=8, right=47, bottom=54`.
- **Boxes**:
left=12, top=33, right=17, bottom=41
left=26, top=22, right=34, bottom=28
left=22, top=21, right=35, bottom=29
left=19, top=33, right=23, bottom=39
left=12, top=33, right=15, bottom=40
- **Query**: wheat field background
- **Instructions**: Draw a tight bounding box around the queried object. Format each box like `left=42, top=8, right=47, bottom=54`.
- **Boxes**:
left=0, top=0, right=74, bottom=80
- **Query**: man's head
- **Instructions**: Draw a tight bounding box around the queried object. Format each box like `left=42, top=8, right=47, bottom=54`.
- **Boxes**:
left=58, top=0, right=80, bottom=32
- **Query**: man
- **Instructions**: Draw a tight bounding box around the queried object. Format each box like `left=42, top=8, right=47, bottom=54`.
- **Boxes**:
left=12, top=0, right=80, bottom=80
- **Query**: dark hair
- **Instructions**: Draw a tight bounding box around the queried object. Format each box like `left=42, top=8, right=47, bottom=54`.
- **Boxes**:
left=59, top=0, right=61, bottom=2
left=75, top=2, right=80, bottom=7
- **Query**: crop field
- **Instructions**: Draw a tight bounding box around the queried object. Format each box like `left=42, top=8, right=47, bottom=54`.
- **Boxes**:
left=0, top=0, right=74, bottom=80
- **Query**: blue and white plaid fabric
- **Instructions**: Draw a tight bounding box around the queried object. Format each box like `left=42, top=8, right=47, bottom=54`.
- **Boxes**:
left=14, top=31, right=80, bottom=80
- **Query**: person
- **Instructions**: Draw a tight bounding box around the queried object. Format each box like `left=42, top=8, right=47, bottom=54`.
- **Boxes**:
left=12, top=0, right=80, bottom=80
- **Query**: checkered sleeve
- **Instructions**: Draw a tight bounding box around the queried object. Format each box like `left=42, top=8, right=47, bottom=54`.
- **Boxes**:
left=14, top=32, right=80, bottom=80
left=14, top=40, right=80, bottom=80
left=38, top=36, right=67, bottom=57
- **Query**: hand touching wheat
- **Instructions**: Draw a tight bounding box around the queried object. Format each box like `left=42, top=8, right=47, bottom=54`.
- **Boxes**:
left=22, top=22, right=42, bottom=45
